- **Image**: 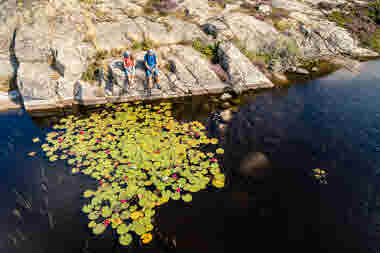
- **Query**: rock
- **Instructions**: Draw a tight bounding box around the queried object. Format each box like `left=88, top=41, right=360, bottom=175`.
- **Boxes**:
left=289, top=66, right=309, bottom=74
left=257, top=4, right=272, bottom=15
left=271, top=72, right=289, bottom=85
left=239, top=152, right=271, bottom=178
left=221, top=12, right=282, bottom=52
left=94, top=20, right=134, bottom=51
left=217, top=41, right=274, bottom=93
left=109, top=60, right=127, bottom=90
left=74, top=80, right=105, bottom=101
left=169, top=45, right=226, bottom=94
left=220, top=101, right=231, bottom=109
left=269, top=60, right=283, bottom=73
left=219, top=92, right=232, bottom=101
left=295, top=67, right=309, bottom=74
left=176, top=0, right=216, bottom=23
left=202, top=23, right=218, bottom=38
left=17, top=62, right=74, bottom=100
left=0, top=91, right=21, bottom=111
left=220, top=109, right=232, bottom=121
left=311, top=66, right=318, bottom=72
left=218, top=123, right=227, bottom=136
left=317, top=1, right=335, bottom=10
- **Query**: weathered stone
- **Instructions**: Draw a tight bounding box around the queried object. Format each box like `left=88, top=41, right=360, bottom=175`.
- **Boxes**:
left=239, top=152, right=271, bottom=178
left=176, top=0, right=220, bottom=23
left=94, top=20, right=134, bottom=52
left=220, top=109, right=232, bottom=121
left=222, top=12, right=282, bottom=52
left=217, top=42, right=274, bottom=93
left=0, top=91, right=21, bottom=111
left=218, top=123, right=227, bottom=136
left=169, top=45, right=225, bottom=93
left=16, top=62, right=75, bottom=109
left=257, top=4, right=272, bottom=15
left=219, top=92, right=232, bottom=101
left=294, top=67, right=309, bottom=74
left=202, top=23, right=218, bottom=38
left=0, top=0, right=376, bottom=114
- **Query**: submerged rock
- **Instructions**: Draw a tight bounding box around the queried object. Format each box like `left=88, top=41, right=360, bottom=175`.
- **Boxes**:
left=220, top=109, right=232, bottom=122
left=239, top=152, right=271, bottom=178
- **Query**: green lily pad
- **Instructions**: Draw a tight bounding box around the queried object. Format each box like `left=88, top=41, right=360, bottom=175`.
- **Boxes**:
left=117, top=223, right=129, bottom=235
left=93, top=223, right=106, bottom=235
left=101, top=206, right=112, bottom=218
left=119, top=233, right=133, bottom=246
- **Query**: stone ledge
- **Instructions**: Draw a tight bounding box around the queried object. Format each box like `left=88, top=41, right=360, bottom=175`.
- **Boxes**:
left=3, top=79, right=274, bottom=116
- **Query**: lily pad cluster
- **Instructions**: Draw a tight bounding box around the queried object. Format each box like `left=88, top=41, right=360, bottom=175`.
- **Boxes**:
left=312, top=168, right=327, bottom=184
left=38, top=102, right=225, bottom=246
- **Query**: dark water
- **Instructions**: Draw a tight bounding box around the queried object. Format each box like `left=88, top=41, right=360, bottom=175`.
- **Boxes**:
left=1, top=60, right=380, bottom=253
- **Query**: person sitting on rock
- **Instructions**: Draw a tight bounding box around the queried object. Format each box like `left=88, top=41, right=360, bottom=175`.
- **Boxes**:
left=123, top=51, right=136, bottom=88
left=144, top=49, right=161, bottom=94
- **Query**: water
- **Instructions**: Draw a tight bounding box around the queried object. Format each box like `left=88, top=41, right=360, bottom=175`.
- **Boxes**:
left=1, top=60, right=380, bottom=252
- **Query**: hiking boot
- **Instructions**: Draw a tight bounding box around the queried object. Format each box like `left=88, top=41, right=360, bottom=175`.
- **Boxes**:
left=156, top=83, right=161, bottom=90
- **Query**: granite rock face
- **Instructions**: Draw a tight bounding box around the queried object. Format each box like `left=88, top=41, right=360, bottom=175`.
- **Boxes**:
left=217, top=42, right=274, bottom=93
left=0, top=0, right=377, bottom=114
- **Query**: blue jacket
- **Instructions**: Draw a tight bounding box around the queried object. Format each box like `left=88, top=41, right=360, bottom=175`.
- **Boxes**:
left=144, top=53, right=157, bottom=67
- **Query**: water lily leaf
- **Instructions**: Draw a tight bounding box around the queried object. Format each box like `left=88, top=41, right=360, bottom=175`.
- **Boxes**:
left=83, top=190, right=95, bottom=198
left=93, top=223, right=106, bottom=235
left=88, top=212, right=100, bottom=220
left=119, top=233, right=133, bottom=246
left=88, top=221, right=97, bottom=228
left=117, top=223, right=129, bottom=235
left=82, top=205, right=92, bottom=213
left=182, top=193, right=192, bottom=202
left=101, top=206, right=112, bottom=218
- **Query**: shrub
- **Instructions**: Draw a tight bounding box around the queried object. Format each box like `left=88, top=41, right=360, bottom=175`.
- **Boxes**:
left=191, top=39, right=219, bottom=62
left=327, top=11, right=351, bottom=27
left=273, top=19, right=292, bottom=32
left=141, top=38, right=156, bottom=51
left=365, top=28, right=380, bottom=53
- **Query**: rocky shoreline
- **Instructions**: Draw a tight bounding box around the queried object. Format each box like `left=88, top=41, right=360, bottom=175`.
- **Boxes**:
left=0, top=0, right=379, bottom=116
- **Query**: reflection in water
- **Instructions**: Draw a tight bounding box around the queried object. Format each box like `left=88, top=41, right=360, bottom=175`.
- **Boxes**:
left=1, top=60, right=380, bottom=252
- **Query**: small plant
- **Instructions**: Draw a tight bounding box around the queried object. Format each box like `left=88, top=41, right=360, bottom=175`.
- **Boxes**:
left=273, top=19, right=292, bottom=32
left=191, top=39, right=219, bottom=62
left=365, top=28, right=380, bottom=53
left=327, top=11, right=351, bottom=27
left=368, top=0, right=380, bottom=24
left=131, top=41, right=143, bottom=50
left=142, top=38, right=156, bottom=51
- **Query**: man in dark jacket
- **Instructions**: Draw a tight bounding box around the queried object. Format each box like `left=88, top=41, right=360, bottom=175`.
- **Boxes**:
left=144, top=49, right=161, bottom=95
